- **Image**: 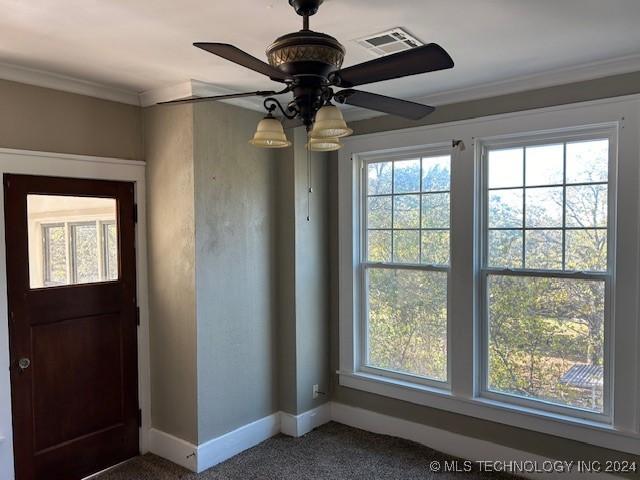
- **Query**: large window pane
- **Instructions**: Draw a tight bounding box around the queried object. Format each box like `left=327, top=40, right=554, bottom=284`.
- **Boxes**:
left=488, top=230, right=522, bottom=268
left=421, top=193, right=449, bottom=229
left=394, top=159, right=421, bottom=193
left=367, top=268, right=447, bottom=381
left=566, top=229, right=607, bottom=272
left=368, top=161, right=392, bottom=195
left=566, top=139, right=608, bottom=184
left=488, top=148, right=523, bottom=188
left=489, top=189, right=523, bottom=228
left=525, top=144, right=563, bottom=186
left=368, top=230, right=392, bottom=262
left=393, top=230, right=420, bottom=263
left=421, top=230, right=449, bottom=266
left=487, top=275, right=605, bottom=412
left=422, top=155, right=450, bottom=192
left=525, top=187, right=563, bottom=228
left=393, top=195, right=420, bottom=228
left=565, top=184, right=608, bottom=228
left=368, top=196, right=392, bottom=229
left=525, top=230, right=562, bottom=270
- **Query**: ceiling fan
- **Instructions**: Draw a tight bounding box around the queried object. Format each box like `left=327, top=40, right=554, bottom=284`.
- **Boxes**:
left=162, top=0, right=454, bottom=150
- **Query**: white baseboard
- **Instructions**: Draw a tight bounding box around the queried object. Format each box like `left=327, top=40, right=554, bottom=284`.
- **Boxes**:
left=148, top=428, right=197, bottom=472
left=148, top=402, right=618, bottom=479
left=280, top=403, right=332, bottom=438
left=196, top=413, right=280, bottom=473
left=331, top=402, right=618, bottom=480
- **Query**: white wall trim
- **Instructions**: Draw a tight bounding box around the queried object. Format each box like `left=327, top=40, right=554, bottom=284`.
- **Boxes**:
left=0, top=61, right=140, bottom=106
left=280, top=403, right=332, bottom=438
left=196, top=413, right=281, bottom=473
left=0, top=149, right=150, bottom=480
left=148, top=403, right=624, bottom=478
left=148, top=429, right=197, bottom=472
left=331, top=403, right=620, bottom=479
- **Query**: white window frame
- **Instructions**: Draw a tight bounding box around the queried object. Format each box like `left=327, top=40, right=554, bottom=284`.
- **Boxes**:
left=477, top=125, right=617, bottom=423
left=359, top=145, right=453, bottom=389
left=338, top=94, right=640, bottom=454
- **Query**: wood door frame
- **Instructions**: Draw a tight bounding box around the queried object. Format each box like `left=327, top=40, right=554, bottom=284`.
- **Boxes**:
left=0, top=148, right=150, bottom=480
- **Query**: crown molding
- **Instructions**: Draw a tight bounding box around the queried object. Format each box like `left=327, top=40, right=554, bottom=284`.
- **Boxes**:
left=138, top=81, right=194, bottom=107
left=0, top=61, right=140, bottom=106
left=341, top=53, right=640, bottom=122
left=4, top=51, right=638, bottom=114
left=139, top=79, right=268, bottom=112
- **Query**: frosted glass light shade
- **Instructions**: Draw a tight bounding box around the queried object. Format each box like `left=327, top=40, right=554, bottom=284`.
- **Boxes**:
left=249, top=117, right=291, bottom=148
left=307, top=136, right=342, bottom=152
left=310, top=105, right=353, bottom=139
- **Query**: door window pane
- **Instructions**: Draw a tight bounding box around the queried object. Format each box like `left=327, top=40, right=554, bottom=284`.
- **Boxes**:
left=28, top=195, right=118, bottom=288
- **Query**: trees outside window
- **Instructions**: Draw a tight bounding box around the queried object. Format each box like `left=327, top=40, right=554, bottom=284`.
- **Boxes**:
left=482, top=136, right=611, bottom=414
left=364, top=151, right=451, bottom=384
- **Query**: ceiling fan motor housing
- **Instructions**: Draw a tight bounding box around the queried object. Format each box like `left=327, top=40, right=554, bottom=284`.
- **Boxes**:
left=266, top=30, right=345, bottom=79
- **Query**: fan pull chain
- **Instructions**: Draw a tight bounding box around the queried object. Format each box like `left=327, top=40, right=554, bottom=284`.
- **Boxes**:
left=307, top=136, right=313, bottom=222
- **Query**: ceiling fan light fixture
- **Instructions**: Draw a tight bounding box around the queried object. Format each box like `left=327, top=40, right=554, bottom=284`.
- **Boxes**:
left=306, top=136, right=343, bottom=152
left=310, top=105, right=353, bottom=139
left=249, top=116, right=292, bottom=148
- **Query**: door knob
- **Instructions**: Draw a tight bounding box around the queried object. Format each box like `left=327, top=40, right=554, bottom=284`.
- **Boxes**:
left=18, top=358, right=30, bottom=370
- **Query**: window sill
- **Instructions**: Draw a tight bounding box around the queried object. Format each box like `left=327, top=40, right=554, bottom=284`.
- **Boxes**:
left=338, top=370, right=640, bottom=455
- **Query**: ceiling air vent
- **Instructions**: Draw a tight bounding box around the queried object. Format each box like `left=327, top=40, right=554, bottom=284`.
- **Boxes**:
left=355, top=28, right=424, bottom=57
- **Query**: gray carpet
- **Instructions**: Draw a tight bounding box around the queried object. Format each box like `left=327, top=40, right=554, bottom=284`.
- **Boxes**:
left=97, top=422, right=514, bottom=479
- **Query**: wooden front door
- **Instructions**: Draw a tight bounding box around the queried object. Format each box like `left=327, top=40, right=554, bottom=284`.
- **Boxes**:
left=4, top=174, right=139, bottom=480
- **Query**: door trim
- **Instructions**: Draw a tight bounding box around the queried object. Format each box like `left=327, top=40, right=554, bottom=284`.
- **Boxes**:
left=0, top=148, right=149, bottom=480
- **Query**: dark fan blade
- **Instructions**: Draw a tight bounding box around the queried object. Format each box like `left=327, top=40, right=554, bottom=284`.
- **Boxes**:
left=194, top=43, right=291, bottom=82
left=333, top=43, right=453, bottom=88
left=334, top=89, right=435, bottom=120
left=159, top=91, right=278, bottom=106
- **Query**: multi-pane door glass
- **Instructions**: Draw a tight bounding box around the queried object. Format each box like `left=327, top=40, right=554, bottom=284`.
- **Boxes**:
left=28, top=195, right=119, bottom=288
left=485, top=138, right=609, bottom=413
left=364, top=154, right=451, bottom=382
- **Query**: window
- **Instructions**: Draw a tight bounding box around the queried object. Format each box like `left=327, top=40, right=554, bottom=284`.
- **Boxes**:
left=481, top=131, right=613, bottom=418
left=29, top=195, right=118, bottom=288
left=339, top=97, right=640, bottom=453
left=43, top=224, right=67, bottom=286
left=362, top=149, right=451, bottom=384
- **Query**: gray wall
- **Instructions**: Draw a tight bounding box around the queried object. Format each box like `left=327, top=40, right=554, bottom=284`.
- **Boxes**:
left=329, top=71, right=640, bottom=470
left=144, top=104, right=198, bottom=443
left=277, top=136, right=298, bottom=415
left=277, top=127, right=331, bottom=415
left=0, top=78, right=142, bottom=160
left=292, top=128, right=330, bottom=414
left=193, top=102, right=280, bottom=442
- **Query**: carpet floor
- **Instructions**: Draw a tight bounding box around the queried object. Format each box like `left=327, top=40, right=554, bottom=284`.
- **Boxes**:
left=97, top=422, right=515, bottom=479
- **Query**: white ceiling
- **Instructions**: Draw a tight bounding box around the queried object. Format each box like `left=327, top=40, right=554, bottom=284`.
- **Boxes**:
left=1, top=0, right=640, bottom=113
